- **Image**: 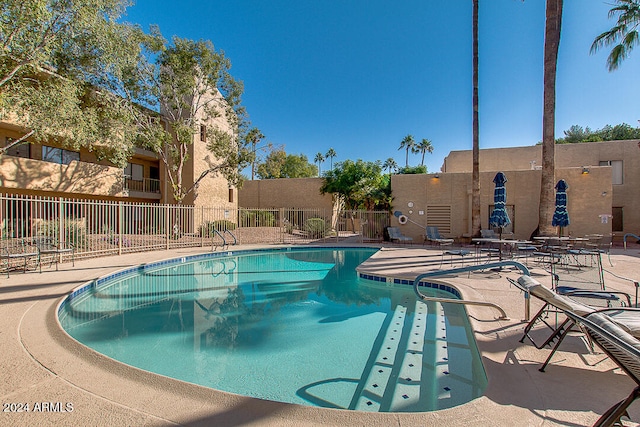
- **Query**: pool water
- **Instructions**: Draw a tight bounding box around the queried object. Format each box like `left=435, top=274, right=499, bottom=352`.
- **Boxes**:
left=58, top=248, right=487, bottom=412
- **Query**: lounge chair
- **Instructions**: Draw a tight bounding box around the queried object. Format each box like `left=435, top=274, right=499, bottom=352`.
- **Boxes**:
left=425, top=226, right=454, bottom=246
left=387, top=227, right=413, bottom=244
left=509, top=275, right=637, bottom=372
left=552, top=250, right=639, bottom=306
left=565, top=310, right=640, bottom=427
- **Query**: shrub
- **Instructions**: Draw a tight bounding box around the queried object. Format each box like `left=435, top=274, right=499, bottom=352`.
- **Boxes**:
left=240, top=210, right=276, bottom=227
left=199, top=220, right=236, bottom=237
left=304, top=218, right=327, bottom=238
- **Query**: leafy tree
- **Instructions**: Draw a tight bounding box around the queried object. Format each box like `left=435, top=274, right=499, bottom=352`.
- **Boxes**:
left=314, top=152, right=325, bottom=176
left=539, top=0, right=563, bottom=236
left=413, top=138, right=434, bottom=166
left=398, top=134, right=415, bottom=167
left=382, top=157, right=398, bottom=174
left=245, top=128, right=265, bottom=180
left=320, top=159, right=389, bottom=211
left=555, top=123, right=640, bottom=143
left=0, top=0, right=148, bottom=166
left=131, top=33, right=250, bottom=204
left=325, top=147, right=337, bottom=171
left=256, top=149, right=317, bottom=179
left=397, top=165, right=427, bottom=174
left=591, top=0, right=640, bottom=71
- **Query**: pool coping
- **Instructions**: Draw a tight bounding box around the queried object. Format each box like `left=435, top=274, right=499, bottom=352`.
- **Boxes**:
left=3, top=244, right=640, bottom=426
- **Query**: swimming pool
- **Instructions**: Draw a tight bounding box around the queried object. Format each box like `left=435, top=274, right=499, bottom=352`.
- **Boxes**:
left=58, top=247, right=487, bottom=412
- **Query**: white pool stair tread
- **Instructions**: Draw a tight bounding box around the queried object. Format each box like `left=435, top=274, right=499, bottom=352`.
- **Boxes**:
left=354, top=304, right=407, bottom=411
left=390, top=300, right=434, bottom=410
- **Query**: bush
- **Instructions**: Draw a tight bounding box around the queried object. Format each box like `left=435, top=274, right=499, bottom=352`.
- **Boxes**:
left=304, top=218, right=327, bottom=238
left=199, top=220, right=236, bottom=237
left=240, top=210, right=276, bottom=227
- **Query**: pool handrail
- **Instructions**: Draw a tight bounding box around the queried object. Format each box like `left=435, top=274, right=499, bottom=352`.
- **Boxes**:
left=412, top=260, right=532, bottom=321
left=224, top=229, right=237, bottom=245
left=624, top=233, right=640, bottom=250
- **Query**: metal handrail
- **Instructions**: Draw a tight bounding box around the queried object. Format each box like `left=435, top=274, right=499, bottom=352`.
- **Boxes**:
left=412, top=260, right=531, bottom=321
left=414, top=293, right=509, bottom=320
left=623, top=233, right=640, bottom=250
left=224, top=229, right=237, bottom=245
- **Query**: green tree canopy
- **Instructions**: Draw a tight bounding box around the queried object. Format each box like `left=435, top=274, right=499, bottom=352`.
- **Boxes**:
left=0, top=0, right=150, bottom=166
left=129, top=32, right=250, bottom=203
left=320, top=159, right=391, bottom=210
left=397, top=165, right=427, bottom=174
left=555, top=123, right=640, bottom=143
left=256, top=149, right=317, bottom=179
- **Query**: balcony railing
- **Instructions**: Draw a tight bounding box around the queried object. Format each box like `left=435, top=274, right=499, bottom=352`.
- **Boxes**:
left=124, top=177, right=161, bottom=194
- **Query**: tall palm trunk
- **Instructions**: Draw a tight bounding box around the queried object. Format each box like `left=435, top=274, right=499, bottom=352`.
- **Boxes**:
left=539, top=0, right=563, bottom=236
left=471, top=0, right=481, bottom=238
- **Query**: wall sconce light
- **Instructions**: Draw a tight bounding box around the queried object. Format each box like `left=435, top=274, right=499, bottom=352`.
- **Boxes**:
left=434, top=173, right=440, bottom=179
left=582, top=166, right=590, bottom=174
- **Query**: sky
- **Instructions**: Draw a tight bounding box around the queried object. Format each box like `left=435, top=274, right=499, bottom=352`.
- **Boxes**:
left=123, top=0, right=640, bottom=175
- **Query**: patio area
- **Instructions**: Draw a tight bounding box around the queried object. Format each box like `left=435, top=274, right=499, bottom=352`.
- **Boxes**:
left=1, top=243, right=640, bottom=426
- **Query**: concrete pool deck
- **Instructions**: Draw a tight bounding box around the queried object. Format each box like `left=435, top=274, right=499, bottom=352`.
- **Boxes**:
left=1, top=243, right=640, bottom=426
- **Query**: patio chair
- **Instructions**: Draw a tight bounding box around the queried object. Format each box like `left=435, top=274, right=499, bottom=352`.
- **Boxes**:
left=1, top=240, right=39, bottom=278
left=387, top=226, right=413, bottom=244
left=425, top=226, right=454, bottom=247
left=565, top=310, right=640, bottom=427
left=509, top=275, right=637, bottom=372
left=34, top=236, right=75, bottom=271
left=551, top=251, right=638, bottom=305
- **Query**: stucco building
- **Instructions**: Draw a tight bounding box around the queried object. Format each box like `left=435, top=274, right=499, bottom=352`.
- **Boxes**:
left=0, top=90, right=236, bottom=210
left=239, top=140, right=640, bottom=243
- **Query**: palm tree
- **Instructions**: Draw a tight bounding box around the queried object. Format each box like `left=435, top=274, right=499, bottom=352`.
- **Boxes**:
left=472, top=0, right=481, bottom=238
left=398, top=134, right=415, bottom=167
left=591, top=0, right=640, bottom=71
left=325, top=148, right=337, bottom=171
left=382, top=157, right=398, bottom=174
left=539, top=0, right=563, bottom=236
left=314, top=152, right=325, bottom=176
left=414, top=138, right=434, bottom=166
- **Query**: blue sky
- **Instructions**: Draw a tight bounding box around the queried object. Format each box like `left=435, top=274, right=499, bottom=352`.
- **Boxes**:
left=124, top=0, right=640, bottom=175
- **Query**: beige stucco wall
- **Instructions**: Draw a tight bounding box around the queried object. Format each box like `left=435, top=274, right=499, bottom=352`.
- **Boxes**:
left=442, top=140, right=639, bottom=237
left=0, top=156, right=126, bottom=197
left=239, top=178, right=334, bottom=210
left=390, top=167, right=612, bottom=242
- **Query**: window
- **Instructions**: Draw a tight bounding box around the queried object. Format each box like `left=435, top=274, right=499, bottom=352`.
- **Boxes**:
left=5, top=137, right=30, bottom=159
left=228, top=188, right=234, bottom=203
left=42, top=146, right=79, bottom=165
left=200, top=124, right=207, bottom=142
left=599, top=160, right=623, bottom=185
left=124, top=163, right=144, bottom=181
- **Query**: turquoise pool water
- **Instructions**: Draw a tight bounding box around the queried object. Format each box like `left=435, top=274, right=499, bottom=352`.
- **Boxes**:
left=58, top=247, right=487, bottom=412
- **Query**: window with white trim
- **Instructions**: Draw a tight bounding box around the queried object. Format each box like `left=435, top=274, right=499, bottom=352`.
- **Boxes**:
left=599, top=160, right=623, bottom=185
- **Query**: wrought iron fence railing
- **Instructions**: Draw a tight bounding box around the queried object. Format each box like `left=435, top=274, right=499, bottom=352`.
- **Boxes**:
left=1, top=194, right=390, bottom=266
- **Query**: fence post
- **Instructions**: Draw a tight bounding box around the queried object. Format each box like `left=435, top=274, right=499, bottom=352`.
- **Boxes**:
left=280, top=208, right=285, bottom=243
left=58, top=198, right=64, bottom=244
left=166, top=204, right=170, bottom=250
left=201, top=206, right=204, bottom=247
left=118, top=201, right=123, bottom=256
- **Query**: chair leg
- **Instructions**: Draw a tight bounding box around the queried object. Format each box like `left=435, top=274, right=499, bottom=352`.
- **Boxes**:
left=539, top=320, right=574, bottom=372
left=593, top=386, right=640, bottom=427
